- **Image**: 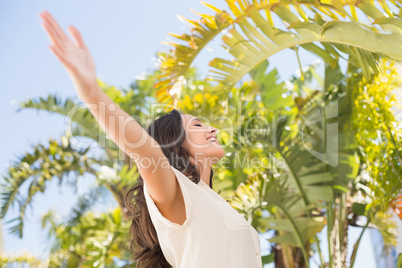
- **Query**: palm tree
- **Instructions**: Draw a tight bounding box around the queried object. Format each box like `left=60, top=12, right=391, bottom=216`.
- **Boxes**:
left=228, top=58, right=401, bottom=267
left=154, top=1, right=402, bottom=267
left=155, top=0, right=402, bottom=105
left=41, top=207, right=133, bottom=267
left=0, top=70, right=164, bottom=266
left=2, top=1, right=402, bottom=267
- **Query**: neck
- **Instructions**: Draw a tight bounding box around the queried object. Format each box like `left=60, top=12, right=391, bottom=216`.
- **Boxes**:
left=194, top=158, right=213, bottom=187
left=200, top=165, right=211, bottom=186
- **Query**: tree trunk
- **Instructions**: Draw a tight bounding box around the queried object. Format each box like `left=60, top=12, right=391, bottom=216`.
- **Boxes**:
left=273, top=243, right=310, bottom=268
left=331, top=193, right=349, bottom=267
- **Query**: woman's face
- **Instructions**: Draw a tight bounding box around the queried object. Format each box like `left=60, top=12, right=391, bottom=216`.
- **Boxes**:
left=181, top=114, right=225, bottom=164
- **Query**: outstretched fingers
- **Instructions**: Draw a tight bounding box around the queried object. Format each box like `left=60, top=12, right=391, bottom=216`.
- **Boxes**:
left=41, top=22, right=66, bottom=53
left=40, top=11, right=69, bottom=43
left=40, top=12, right=69, bottom=53
left=68, top=25, right=87, bottom=49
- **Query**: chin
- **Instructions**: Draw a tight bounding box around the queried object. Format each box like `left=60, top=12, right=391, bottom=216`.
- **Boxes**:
left=210, top=148, right=225, bottom=163
left=194, top=147, right=225, bottom=164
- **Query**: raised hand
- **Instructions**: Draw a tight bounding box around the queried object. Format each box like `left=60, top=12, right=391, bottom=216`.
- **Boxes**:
left=39, top=10, right=98, bottom=98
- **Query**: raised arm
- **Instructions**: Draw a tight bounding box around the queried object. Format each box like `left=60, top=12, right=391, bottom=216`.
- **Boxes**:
left=39, top=11, right=186, bottom=224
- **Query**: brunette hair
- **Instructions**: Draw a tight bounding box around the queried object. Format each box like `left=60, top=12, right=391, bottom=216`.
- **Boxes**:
left=124, top=109, right=214, bottom=267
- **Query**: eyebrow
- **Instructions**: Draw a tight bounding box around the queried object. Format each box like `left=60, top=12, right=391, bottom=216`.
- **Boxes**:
left=191, top=118, right=204, bottom=125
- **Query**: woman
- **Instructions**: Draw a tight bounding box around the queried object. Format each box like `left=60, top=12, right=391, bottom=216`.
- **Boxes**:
left=39, top=10, right=262, bottom=268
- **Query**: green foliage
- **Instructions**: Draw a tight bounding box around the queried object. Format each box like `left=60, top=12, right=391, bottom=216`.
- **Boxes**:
left=216, top=57, right=400, bottom=267
left=42, top=207, right=133, bottom=268
left=0, top=134, right=98, bottom=238
left=0, top=254, right=43, bottom=268
left=3, top=1, right=402, bottom=267
left=156, top=0, right=402, bottom=104
left=353, top=60, right=402, bottom=212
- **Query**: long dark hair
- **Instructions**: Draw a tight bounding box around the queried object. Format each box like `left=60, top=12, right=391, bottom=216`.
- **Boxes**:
left=124, top=109, right=214, bottom=267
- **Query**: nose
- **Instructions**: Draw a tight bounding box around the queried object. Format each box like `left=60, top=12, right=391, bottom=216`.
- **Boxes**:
left=210, top=126, right=219, bottom=135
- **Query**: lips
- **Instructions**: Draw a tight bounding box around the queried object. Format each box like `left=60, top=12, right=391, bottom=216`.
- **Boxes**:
left=207, top=136, right=218, bottom=143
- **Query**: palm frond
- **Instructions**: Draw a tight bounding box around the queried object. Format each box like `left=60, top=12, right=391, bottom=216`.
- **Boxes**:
left=231, top=171, right=324, bottom=265
left=18, top=94, right=102, bottom=142
left=157, top=0, right=402, bottom=102
left=0, top=254, right=44, bottom=267
left=65, top=186, right=107, bottom=228
left=0, top=135, right=99, bottom=237
left=155, top=5, right=233, bottom=105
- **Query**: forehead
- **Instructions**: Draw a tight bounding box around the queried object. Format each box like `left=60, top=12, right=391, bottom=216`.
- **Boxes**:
left=181, top=114, right=200, bottom=123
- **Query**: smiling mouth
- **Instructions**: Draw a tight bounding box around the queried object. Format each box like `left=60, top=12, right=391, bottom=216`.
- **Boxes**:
left=208, top=138, right=219, bottom=143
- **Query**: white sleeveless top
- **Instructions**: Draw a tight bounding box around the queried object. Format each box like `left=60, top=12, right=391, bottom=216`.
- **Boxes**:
left=143, top=165, right=263, bottom=268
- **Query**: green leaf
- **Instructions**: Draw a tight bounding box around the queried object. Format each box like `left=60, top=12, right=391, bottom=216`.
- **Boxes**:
left=261, top=253, right=274, bottom=265
left=352, top=202, right=366, bottom=216
left=373, top=17, right=402, bottom=34
left=0, top=136, right=99, bottom=237
left=301, top=172, right=332, bottom=185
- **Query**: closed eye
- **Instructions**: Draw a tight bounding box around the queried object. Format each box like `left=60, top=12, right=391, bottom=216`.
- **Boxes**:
left=195, top=124, right=202, bottom=127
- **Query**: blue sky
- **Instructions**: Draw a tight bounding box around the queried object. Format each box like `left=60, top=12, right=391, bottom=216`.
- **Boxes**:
left=0, top=0, right=379, bottom=267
